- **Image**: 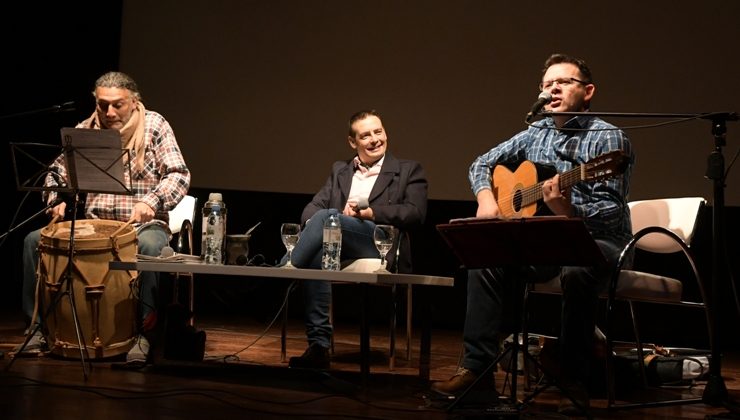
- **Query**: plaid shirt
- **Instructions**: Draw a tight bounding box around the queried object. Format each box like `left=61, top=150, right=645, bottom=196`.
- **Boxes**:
left=45, top=110, right=190, bottom=227
left=469, top=115, right=634, bottom=243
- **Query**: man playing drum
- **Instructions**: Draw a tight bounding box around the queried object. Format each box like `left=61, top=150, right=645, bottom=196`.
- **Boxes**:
left=19, top=71, right=190, bottom=364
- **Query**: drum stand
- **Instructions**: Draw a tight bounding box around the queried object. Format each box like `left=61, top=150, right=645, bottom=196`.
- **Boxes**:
left=8, top=193, right=93, bottom=378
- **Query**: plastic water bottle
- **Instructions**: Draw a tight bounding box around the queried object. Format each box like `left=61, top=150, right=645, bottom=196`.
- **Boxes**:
left=322, top=213, right=342, bottom=271
left=202, top=193, right=227, bottom=264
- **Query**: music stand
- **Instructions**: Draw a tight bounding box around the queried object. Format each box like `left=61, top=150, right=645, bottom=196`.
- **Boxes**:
left=7, top=128, right=132, bottom=378
left=436, top=216, right=605, bottom=415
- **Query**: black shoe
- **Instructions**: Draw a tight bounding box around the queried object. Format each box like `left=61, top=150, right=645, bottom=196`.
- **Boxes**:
left=289, top=345, right=330, bottom=369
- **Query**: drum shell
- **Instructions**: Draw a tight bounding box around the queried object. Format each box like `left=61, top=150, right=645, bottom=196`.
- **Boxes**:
left=38, top=219, right=138, bottom=359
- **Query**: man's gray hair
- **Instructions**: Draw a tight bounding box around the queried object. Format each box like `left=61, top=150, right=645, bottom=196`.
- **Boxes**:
left=93, top=71, right=142, bottom=101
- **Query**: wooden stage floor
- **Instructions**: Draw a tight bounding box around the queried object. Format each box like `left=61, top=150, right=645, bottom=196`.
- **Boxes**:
left=2, top=311, right=740, bottom=420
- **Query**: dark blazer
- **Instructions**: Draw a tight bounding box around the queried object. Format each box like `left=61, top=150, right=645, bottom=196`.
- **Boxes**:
left=301, top=152, right=428, bottom=272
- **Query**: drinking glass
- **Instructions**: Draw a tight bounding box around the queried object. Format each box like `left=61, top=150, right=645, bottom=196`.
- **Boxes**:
left=281, top=223, right=301, bottom=269
left=373, top=224, right=397, bottom=273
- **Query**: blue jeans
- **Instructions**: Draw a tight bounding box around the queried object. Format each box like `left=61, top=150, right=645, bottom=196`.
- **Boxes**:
left=461, top=238, right=623, bottom=386
left=22, top=223, right=169, bottom=329
left=289, top=208, right=380, bottom=349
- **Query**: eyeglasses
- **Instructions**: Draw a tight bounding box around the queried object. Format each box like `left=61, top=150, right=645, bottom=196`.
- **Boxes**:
left=539, top=77, right=589, bottom=91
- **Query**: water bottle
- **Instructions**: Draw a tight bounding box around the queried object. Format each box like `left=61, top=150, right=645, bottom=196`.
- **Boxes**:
left=202, top=193, right=227, bottom=264
left=322, top=213, right=342, bottom=271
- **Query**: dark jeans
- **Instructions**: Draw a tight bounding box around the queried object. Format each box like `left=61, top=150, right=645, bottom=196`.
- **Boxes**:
left=289, top=208, right=380, bottom=349
left=22, top=223, right=169, bottom=330
left=461, top=238, right=623, bottom=386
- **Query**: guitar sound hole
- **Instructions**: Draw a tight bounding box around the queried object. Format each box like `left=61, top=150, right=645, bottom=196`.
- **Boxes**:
left=512, top=190, right=522, bottom=212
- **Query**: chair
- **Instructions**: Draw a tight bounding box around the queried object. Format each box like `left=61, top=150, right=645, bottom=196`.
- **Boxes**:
left=168, top=195, right=197, bottom=324
left=527, top=197, right=710, bottom=408
left=280, top=229, right=414, bottom=371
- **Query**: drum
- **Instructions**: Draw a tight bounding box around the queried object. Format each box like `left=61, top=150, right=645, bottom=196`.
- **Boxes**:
left=37, top=219, right=138, bottom=359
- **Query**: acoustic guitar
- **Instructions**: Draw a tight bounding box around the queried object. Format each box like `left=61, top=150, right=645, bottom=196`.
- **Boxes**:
left=492, top=150, right=629, bottom=218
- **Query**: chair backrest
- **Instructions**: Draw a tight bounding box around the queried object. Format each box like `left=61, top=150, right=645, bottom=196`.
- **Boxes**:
left=628, top=197, right=706, bottom=253
left=168, top=195, right=197, bottom=234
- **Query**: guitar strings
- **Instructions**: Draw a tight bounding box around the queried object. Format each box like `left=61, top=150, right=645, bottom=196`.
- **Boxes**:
left=495, top=167, right=582, bottom=214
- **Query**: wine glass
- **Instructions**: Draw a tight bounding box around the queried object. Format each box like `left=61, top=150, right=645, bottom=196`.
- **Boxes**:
left=373, top=224, right=397, bottom=273
left=281, top=223, right=301, bottom=269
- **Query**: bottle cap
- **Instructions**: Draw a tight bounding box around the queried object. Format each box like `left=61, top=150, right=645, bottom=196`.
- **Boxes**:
left=209, top=193, right=223, bottom=202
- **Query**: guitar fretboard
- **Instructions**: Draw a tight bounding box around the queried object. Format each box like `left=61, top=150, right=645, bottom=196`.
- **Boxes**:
left=520, top=166, right=582, bottom=207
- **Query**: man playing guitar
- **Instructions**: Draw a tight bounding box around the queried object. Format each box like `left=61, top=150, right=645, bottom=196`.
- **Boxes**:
left=431, top=53, right=634, bottom=416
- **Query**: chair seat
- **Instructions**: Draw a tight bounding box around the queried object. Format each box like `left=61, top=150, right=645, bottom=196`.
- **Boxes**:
left=341, top=258, right=382, bottom=273
left=531, top=270, right=683, bottom=303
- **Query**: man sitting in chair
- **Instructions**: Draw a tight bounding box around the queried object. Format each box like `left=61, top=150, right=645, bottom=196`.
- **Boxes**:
left=287, top=109, right=428, bottom=369
left=430, top=54, right=634, bottom=416
left=19, top=71, right=190, bottom=364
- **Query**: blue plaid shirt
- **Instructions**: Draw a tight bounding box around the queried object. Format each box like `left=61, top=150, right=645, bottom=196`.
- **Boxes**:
left=469, top=115, right=634, bottom=243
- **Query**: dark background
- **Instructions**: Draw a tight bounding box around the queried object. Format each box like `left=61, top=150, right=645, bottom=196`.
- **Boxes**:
left=117, top=1, right=740, bottom=205
left=1, top=2, right=739, bottom=354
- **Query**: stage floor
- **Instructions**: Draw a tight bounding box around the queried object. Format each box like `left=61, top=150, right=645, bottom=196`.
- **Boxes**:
left=1, top=311, right=740, bottom=419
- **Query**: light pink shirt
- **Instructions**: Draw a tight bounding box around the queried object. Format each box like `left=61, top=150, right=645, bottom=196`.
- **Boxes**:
left=344, top=155, right=384, bottom=212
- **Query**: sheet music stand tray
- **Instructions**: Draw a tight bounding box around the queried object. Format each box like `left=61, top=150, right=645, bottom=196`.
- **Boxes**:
left=436, top=216, right=605, bottom=416
left=8, top=128, right=132, bottom=379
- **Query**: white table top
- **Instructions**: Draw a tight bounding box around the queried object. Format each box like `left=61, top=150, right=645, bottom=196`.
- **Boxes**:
left=109, top=260, right=454, bottom=287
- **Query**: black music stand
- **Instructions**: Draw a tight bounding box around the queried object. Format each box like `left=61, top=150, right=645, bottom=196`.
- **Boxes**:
left=7, top=128, right=132, bottom=379
left=436, top=216, right=605, bottom=416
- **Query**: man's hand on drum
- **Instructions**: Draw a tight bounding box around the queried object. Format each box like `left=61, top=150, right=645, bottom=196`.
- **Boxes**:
left=48, top=202, right=67, bottom=220
left=131, top=202, right=156, bottom=223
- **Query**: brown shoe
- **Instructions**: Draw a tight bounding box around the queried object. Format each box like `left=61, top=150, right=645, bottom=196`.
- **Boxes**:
left=430, top=368, right=493, bottom=396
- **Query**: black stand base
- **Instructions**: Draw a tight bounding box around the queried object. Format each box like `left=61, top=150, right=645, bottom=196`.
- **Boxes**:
left=704, top=373, right=730, bottom=406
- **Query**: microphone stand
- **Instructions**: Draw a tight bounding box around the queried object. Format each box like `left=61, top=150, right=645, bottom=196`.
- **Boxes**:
left=703, top=116, right=730, bottom=405
left=0, top=101, right=76, bottom=121
left=0, top=198, right=63, bottom=243
left=542, top=110, right=739, bottom=121
left=542, top=109, right=737, bottom=408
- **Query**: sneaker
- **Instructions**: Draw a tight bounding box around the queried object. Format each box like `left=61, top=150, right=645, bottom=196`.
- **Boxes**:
left=126, top=335, right=150, bottom=365
left=430, top=368, right=494, bottom=396
left=14, top=330, right=48, bottom=355
left=288, top=344, right=330, bottom=369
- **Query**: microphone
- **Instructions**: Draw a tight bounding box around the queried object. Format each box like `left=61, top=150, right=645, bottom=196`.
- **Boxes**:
left=525, top=91, right=552, bottom=122
left=356, top=197, right=369, bottom=210
left=160, top=246, right=175, bottom=258
left=56, top=101, right=76, bottom=112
